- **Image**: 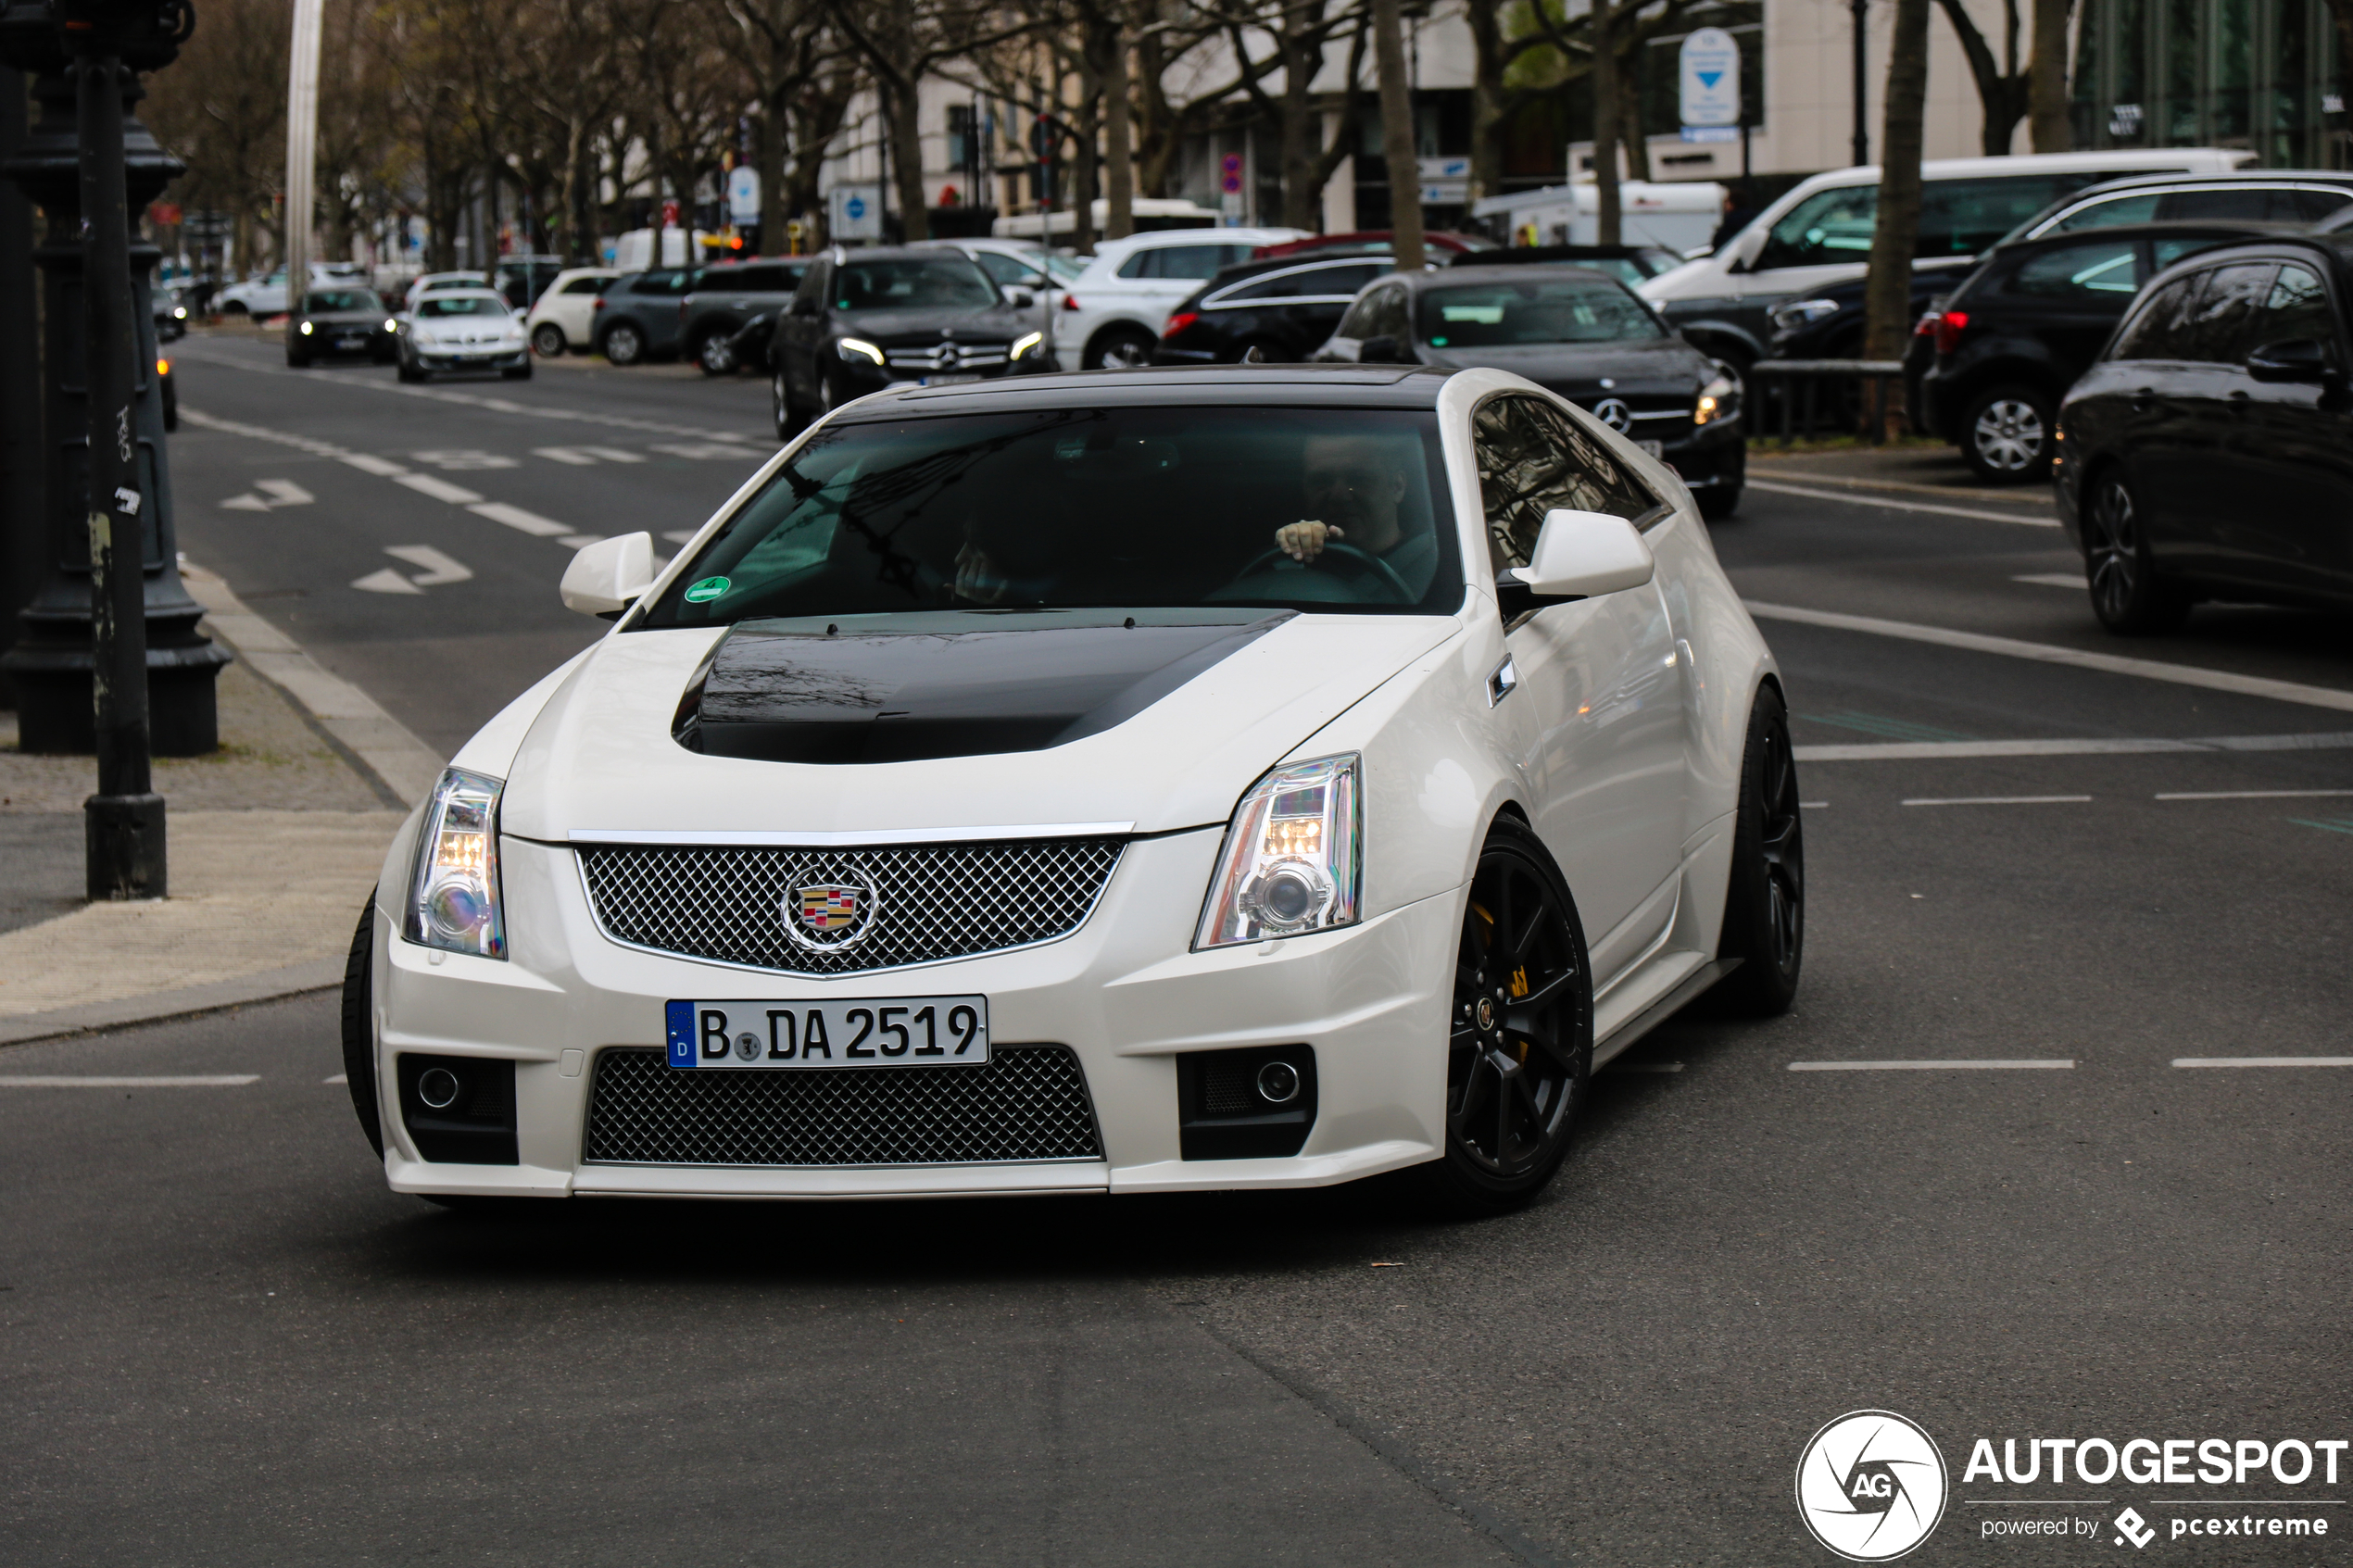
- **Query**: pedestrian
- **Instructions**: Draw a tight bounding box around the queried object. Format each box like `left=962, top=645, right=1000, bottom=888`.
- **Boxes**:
left=1708, top=189, right=1759, bottom=253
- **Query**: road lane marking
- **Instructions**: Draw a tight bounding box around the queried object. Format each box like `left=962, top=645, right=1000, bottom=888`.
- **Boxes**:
left=323, top=1073, right=347, bottom=1084
left=1804, top=709, right=1975, bottom=744
left=2290, top=815, right=2353, bottom=835
left=1788, top=1060, right=2074, bottom=1071
left=1801, top=800, right=1828, bottom=809
left=256, top=479, right=315, bottom=505
left=1610, top=1061, right=1684, bottom=1073
left=534, top=445, right=645, bottom=465
left=2014, top=572, right=2085, bottom=588
left=468, top=501, right=571, bottom=537
left=384, top=545, right=472, bottom=585
left=1746, top=479, right=2062, bottom=527
left=1799, top=730, right=2353, bottom=761
left=0, top=1075, right=260, bottom=1087
left=1745, top=601, right=2353, bottom=715
left=662, top=529, right=700, bottom=545
left=650, top=441, right=764, bottom=461
left=393, top=472, right=485, bottom=505
left=558, top=533, right=604, bottom=549
left=1903, top=795, right=2092, bottom=806
left=352, top=567, right=422, bottom=595
left=412, top=449, right=520, bottom=470
left=338, top=452, right=409, bottom=477
left=2172, top=1057, right=2353, bottom=1068
left=2157, top=789, right=2353, bottom=800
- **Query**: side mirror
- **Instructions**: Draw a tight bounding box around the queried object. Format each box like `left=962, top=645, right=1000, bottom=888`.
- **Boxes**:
left=2246, top=337, right=2334, bottom=385
left=1359, top=333, right=1403, bottom=363
left=560, top=532, right=658, bottom=618
left=1003, top=287, right=1036, bottom=308
left=1509, top=508, right=1655, bottom=600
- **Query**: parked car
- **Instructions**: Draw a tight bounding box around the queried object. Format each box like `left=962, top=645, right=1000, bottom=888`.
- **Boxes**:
left=2056, top=232, right=2353, bottom=631
left=1154, top=254, right=1399, bottom=365
left=1314, top=265, right=1746, bottom=518
left=396, top=289, right=531, bottom=383
left=403, top=271, right=489, bottom=312
left=286, top=287, right=398, bottom=367
left=2009, top=170, right=2353, bottom=242
left=1639, top=148, right=2255, bottom=370
left=1917, top=220, right=2286, bottom=481
left=219, top=261, right=367, bottom=317
left=590, top=269, right=701, bottom=366
left=771, top=247, right=1048, bottom=438
left=1764, top=256, right=1980, bottom=359
left=523, top=267, right=620, bottom=356
left=1253, top=230, right=1495, bottom=262
left=677, top=257, right=812, bottom=375
left=911, top=236, right=1084, bottom=292
left=154, top=285, right=187, bottom=342
left=1455, top=245, right=1682, bottom=289
left=1051, top=226, right=1304, bottom=370
left=341, top=362, right=1803, bottom=1212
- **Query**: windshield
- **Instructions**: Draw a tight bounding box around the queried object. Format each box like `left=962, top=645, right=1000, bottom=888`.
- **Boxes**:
left=1420, top=279, right=1664, bottom=346
left=306, top=290, right=384, bottom=313
left=417, top=295, right=509, bottom=319
left=837, top=258, right=998, bottom=311
left=637, top=407, right=1462, bottom=626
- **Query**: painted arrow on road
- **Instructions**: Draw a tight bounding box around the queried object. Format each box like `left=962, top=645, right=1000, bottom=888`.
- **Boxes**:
left=353, top=544, right=473, bottom=595
left=220, top=478, right=315, bottom=511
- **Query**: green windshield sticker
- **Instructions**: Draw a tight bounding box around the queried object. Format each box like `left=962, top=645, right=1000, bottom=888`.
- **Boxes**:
left=684, top=575, right=730, bottom=603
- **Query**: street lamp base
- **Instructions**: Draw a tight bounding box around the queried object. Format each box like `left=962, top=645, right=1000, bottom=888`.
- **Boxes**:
left=86, top=790, right=166, bottom=899
left=4, top=638, right=230, bottom=755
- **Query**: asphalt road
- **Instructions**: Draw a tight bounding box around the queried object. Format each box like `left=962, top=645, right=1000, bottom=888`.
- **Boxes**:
left=6, top=345, right=2348, bottom=1564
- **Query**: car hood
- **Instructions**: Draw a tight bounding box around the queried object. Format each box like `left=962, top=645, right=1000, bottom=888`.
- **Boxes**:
left=304, top=309, right=388, bottom=326
left=837, top=307, right=1028, bottom=345
left=501, top=609, right=1459, bottom=840
left=1423, top=335, right=1713, bottom=400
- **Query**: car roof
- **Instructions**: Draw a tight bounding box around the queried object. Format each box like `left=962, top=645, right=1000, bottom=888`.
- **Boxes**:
left=835, top=364, right=1453, bottom=421
left=2145, top=231, right=2353, bottom=275
left=1999, top=218, right=2305, bottom=251
left=418, top=288, right=508, bottom=302
left=1392, top=263, right=1633, bottom=292
left=2056, top=169, right=2353, bottom=199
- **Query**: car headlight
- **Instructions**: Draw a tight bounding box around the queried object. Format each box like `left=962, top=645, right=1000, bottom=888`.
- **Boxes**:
left=404, top=768, right=507, bottom=959
left=1768, top=297, right=1841, bottom=332
left=298, top=320, right=314, bottom=334
left=1694, top=368, right=1741, bottom=426
left=837, top=336, right=885, bottom=365
left=171, top=305, right=187, bottom=319
left=1194, top=753, right=1362, bottom=949
left=1011, top=330, right=1043, bottom=359
left=384, top=318, right=397, bottom=332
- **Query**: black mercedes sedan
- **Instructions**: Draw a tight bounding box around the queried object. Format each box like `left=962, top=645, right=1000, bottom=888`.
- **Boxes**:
left=772, top=247, right=1048, bottom=439
left=1311, top=265, right=1746, bottom=518
left=286, top=287, right=397, bottom=367
left=2054, top=232, right=2353, bottom=633
left=1153, top=254, right=1398, bottom=365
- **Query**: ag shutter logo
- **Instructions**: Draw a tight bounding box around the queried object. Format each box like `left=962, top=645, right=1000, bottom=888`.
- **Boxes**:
left=2114, top=1506, right=2156, bottom=1548
left=1796, top=1411, right=1949, bottom=1562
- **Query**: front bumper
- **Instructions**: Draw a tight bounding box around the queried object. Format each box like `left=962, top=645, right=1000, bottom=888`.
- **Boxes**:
left=371, top=830, right=1457, bottom=1200
left=412, top=345, right=529, bottom=370
left=1656, top=415, right=1746, bottom=489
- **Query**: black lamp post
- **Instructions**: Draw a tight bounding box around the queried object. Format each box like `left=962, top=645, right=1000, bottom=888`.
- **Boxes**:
left=0, top=0, right=222, bottom=897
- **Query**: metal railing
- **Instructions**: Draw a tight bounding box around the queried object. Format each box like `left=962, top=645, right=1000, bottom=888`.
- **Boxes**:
left=1746, top=358, right=1908, bottom=445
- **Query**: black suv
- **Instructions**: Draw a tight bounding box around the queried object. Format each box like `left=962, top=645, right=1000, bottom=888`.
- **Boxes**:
left=772, top=248, right=1047, bottom=438
left=678, top=257, right=812, bottom=376
left=1154, top=255, right=1396, bottom=364
left=591, top=269, right=702, bottom=366
left=2056, top=232, right=2353, bottom=630
left=1917, top=220, right=2282, bottom=481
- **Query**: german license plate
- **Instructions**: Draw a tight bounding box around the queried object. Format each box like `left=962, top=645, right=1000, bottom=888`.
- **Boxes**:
left=664, top=997, right=990, bottom=1068
left=919, top=373, right=983, bottom=386
left=1637, top=439, right=1665, bottom=458
left=335, top=336, right=365, bottom=350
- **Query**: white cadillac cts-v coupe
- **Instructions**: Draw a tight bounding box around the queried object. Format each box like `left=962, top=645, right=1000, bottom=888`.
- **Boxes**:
left=344, top=364, right=1803, bottom=1212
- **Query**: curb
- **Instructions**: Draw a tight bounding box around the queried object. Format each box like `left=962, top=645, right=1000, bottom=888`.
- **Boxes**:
left=0, top=957, right=346, bottom=1047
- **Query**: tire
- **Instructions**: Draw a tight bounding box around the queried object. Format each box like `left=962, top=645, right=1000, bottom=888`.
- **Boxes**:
left=1697, top=483, right=1742, bottom=521
left=221, top=300, right=248, bottom=317
left=774, top=365, right=809, bottom=440
left=1086, top=326, right=1155, bottom=370
left=501, top=362, right=532, bottom=381
left=601, top=320, right=645, bottom=366
left=1710, top=685, right=1805, bottom=1017
left=1417, top=816, right=1594, bottom=1216
left=2082, top=469, right=2191, bottom=633
left=396, top=357, right=425, bottom=383
left=285, top=351, right=309, bottom=368
left=531, top=323, right=566, bottom=358
left=340, top=895, right=385, bottom=1159
left=1960, top=384, right=2056, bottom=483
left=694, top=329, right=737, bottom=376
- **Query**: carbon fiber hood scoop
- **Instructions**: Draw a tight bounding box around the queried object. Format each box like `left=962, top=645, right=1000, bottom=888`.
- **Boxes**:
left=673, top=608, right=1295, bottom=765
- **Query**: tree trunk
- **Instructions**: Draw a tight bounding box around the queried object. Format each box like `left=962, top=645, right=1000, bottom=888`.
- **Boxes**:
left=1374, top=0, right=1423, bottom=266
left=1466, top=0, right=1504, bottom=206
left=1592, top=0, right=1621, bottom=245
left=884, top=80, right=930, bottom=243
left=1279, top=35, right=1316, bottom=230
left=1864, top=0, right=1931, bottom=436
left=1621, top=75, right=1651, bottom=182
left=758, top=87, right=786, bottom=255
left=1103, top=24, right=1133, bottom=240
left=1133, top=27, right=1173, bottom=199
left=2028, top=0, right=2074, bottom=150
left=1072, top=51, right=1101, bottom=254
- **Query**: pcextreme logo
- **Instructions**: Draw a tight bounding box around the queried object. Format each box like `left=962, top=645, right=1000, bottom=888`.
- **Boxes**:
left=1797, top=1411, right=1951, bottom=1562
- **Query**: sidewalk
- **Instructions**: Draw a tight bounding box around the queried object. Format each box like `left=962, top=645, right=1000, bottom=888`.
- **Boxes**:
left=0, top=565, right=442, bottom=1046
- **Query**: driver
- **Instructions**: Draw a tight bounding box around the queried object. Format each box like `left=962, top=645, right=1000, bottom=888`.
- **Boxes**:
left=1272, top=433, right=1435, bottom=596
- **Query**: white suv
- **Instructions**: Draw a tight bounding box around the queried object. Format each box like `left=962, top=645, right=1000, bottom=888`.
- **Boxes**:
left=1052, top=227, right=1304, bottom=370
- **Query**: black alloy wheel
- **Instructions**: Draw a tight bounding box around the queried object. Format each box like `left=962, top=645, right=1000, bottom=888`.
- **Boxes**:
left=2083, top=470, right=2190, bottom=634
left=696, top=330, right=737, bottom=376
left=1422, top=817, right=1593, bottom=1213
left=1961, top=384, right=2055, bottom=483
left=1698, top=482, right=1743, bottom=521
left=602, top=320, right=645, bottom=366
left=1088, top=326, right=1155, bottom=370
left=531, top=322, right=566, bottom=358
left=1712, top=684, right=1804, bottom=1016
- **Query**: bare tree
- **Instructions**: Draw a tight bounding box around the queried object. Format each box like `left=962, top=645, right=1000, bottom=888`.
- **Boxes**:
left=1214, top=0, right=1371, bottom=230
left=1864, top=0, right=1931, bottom=435
left=1934, top=0, right=2029, bottom=154
left=2026, top=0, right=2072, bottom=149
left=1372, top=0, right=1419, bottom=263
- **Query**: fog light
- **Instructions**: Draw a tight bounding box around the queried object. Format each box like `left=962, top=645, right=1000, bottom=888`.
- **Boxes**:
left=1256, top=1060, right=1301, bottom=1104
left=417, top=1066, right=460, bottom=1110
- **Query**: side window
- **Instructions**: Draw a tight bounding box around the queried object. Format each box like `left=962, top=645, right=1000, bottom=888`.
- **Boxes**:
left=730, top=265, right=787, bottom=293
left=2181, top=261, right=2275, bottom=363
left=2049, top=193, right=2161, bottom=233
left=1472, top=396, right=1659, bottom=571
left=1365, top=287, right=1413, bottom=342
left=2006, top=240, right=2141, bottom=299
left=971, top=251, right=1038, bottom=286
left=2293, top=189, right=2353, bottom=221
left=1302, top=262, right=1389, bottom=298
left=2110, top=274, right=2205, bottom=360
left=1115, top=249, right=1154, bottom=279
left=1154, top=246, right=1233, bottom=281
left=560, top=276, right=605, bottom=295
left=2254, top=264, right=2340, bottom=360
left=1334, top=288, right=1382, bottom=338
left=1223, top=270, right=1310, bottom=303
left=1754, top=185, right=1879, bottom=271
left=1916, top=175, right=2082, bottom=257
left=2152, top=234, right=2234, bottom=270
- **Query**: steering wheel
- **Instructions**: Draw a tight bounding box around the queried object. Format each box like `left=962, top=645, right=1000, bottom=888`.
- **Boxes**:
left=1227, top=540, right=1416, bottom=604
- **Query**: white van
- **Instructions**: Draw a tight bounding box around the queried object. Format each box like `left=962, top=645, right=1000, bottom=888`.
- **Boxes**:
left=1472, top=180, right=1726, bottom=254
left=1636, top=148, right=2255, bottom=366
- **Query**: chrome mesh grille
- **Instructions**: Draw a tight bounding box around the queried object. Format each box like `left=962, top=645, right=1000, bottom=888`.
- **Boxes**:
left=575, top=838, right=1124, bottom=974
left=583, top=1046, right=1102, bottom=1166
